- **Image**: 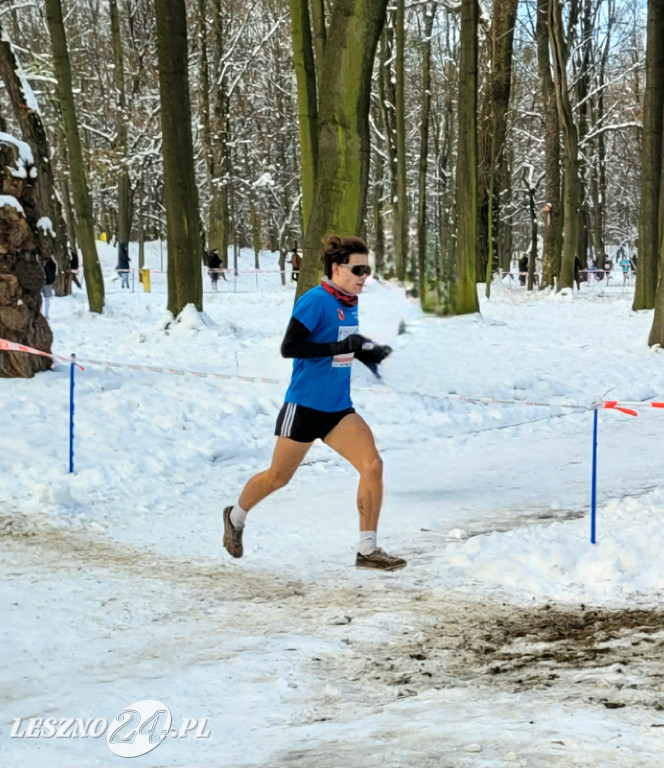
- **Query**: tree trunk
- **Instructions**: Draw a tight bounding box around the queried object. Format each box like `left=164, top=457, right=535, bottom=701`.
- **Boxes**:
left=416, top=3, right=435, bottom=307
left=394, top=0, right=408, bottom=282
left=250, top=201, right=261, bottom=269
left=44, top=0, right=104, bottom=313
left=637, top=0, right=664, bottom=311
left=450, top=0, right=480, bottom=314
left=484, top=0, right=519, bottom=295
left=154, top=0, right=204, bottom=315
left=0, top=137, right=53, bottom=377
left=296, top=0, right=389, bottom=298
left=207, top=0, right=230, bottom=266
left=289, top=0, right=318, bottom=234
left=549, top=0, right=580, bottom=291
left=0, top=23, right=69, bottom=277
left=377, top=19, right=397, bottom=272
left=537, top=0, right=562, bottom=288
left=110, top=0, right=131, bottom=251
left=527, top=186, right=538, bottom=291
left=646, top=0, right=664, bottom=343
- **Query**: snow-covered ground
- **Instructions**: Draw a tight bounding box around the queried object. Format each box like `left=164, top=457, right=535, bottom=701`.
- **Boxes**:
left=2, top=242, right=664, bottom=767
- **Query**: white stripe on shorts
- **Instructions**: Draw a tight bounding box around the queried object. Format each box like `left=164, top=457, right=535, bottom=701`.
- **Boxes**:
left=281, top=402, right=296, bottom=437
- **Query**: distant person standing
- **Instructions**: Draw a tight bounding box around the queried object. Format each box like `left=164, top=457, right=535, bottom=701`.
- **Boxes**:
left=42, top=255, right=57, bottom=318
left=69, top=250, right=82, bottom=289
left=574, top=255, right=584, bottom=290
left=518, top=254, right=528, bottom=286
left=116, top=243, right=131, bottom=288
left=289, top=246, right=301, bottom=282
left=620, top=254, right=631, bottom=284
left=207, top=249, right=222, bottom=290
left=602, top=255, right=612, bottom=283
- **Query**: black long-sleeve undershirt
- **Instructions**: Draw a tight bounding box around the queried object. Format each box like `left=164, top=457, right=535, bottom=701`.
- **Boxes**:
left=280, top=317, right=384, bottom=368
left=280, top=317, right=345, bottom=359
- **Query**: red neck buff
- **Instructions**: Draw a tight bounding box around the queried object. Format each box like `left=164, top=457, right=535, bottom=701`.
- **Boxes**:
left=321, top=276, right=358, bottom=307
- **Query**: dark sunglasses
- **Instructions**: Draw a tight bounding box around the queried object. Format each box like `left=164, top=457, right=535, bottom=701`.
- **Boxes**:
left=340, top=263, right=372, bottom=277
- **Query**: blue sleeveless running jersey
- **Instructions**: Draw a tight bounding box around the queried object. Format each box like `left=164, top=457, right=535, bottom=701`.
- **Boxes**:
left=284, top=285, right=359, bottom=411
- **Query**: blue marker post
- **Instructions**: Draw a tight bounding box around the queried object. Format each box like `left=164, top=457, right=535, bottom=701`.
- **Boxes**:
left=69, top=353, right=76, bottom=474
left=590, top=408, right=598, bottom=544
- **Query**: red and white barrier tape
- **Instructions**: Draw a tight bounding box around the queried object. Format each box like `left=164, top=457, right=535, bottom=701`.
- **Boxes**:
left=359, top=388, right=641, bottom=416
left=0, top=337, right=655, bottom=412
left=0, top=339, right=85, bottom=370
left=0, top=338, right=279, bottom=383
left=75, top=357, right=280, bottom=384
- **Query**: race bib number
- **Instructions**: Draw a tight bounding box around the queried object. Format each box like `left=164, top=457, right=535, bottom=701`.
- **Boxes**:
left=332, top=325, right=359, bottom=367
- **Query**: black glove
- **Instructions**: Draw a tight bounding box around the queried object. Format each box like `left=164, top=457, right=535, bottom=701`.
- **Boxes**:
left=355, top=343, right=392, bottom=365
left=332, top=333, right=370, bottom=355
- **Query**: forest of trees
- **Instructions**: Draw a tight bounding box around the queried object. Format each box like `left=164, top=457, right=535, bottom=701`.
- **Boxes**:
left=0, top=0, right=663, bottom=376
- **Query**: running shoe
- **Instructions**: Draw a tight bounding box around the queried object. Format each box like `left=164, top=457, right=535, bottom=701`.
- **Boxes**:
left=356, top=547, right=406, bottom=571
left=223, top=505, right=244, bottom=558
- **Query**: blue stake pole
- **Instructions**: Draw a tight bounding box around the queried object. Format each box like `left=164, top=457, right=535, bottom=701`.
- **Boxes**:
left=69, top=353, right=76, bottom=474
left=590, top=408, right=598, bottom=544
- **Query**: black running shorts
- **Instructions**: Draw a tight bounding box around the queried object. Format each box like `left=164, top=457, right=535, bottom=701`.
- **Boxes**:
left=274, top=402, right=355, bottom=443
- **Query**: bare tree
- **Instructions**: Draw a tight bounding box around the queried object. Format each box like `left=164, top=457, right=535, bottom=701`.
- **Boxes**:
left=293, top=0, right=390, bottom=297
left=0, top=22, right=68, bottom=279
left=645, top=0, right=664, bottom=343
left=451, top=0, right=480, bottom=314
left=44, top=0, right=105, bottom=313
left=637, top=0, right=664, bottom=312
left=153, top=0, right=204, bottom=315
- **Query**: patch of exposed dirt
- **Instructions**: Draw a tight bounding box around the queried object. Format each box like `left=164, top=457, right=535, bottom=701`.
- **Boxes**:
left=323, top=600, right=664, bottom=712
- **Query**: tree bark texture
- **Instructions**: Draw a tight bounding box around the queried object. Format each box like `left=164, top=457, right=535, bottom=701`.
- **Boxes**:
left=451, top=0, right=480, bottom=314
left=416, top=3, right=435, bottom=307
left=154, top=0, right=204, bottom=316
left=0, top=138, right=53, bottom=377
left=483, top=0, right=518, bottom=294
left=394, top=0, right=408, bottom=282
left=646, top=0, right=664, bottom=344
left=549, top=0, right=580, bottom=291
left=110, top=0, right=131, bottom=246
left=0, top=23, right=69, bottom=276
left=289, top=0, right=319, bottom=234
left=377, top=19, right=397, bottom=270
left=297, top=0, right=389, bottom=298
left=44, top=0, right=105, bottom=313
left=206, top=0, right=230, bottom=265
left=636, top=0, right=664, bottom=311
left=537, top=0, right=562, bottom=288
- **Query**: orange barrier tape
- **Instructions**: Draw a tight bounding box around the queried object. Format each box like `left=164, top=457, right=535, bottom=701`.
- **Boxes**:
left=64, top=356, right=280, bottom=385
left=0, top=337, right=652, bottom=413
left=601, top=400, right=638, bottom=417
left=0, top=339, right=85, bottom=370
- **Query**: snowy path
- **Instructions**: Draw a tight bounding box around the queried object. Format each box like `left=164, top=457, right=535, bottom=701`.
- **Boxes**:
left=2, top=509, right=664, bottom=767
left=4, top=248, right=664, bottom=765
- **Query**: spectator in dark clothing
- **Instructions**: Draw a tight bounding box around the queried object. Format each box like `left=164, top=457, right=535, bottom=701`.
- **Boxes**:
left=42, top=256, right=57, bottom=318
left=207, top=249, right=223, bottom=289
left=602, top=256, right=613, bottom=283
left=574, top=256, right=584, bottom=290
left=290, top=247, right=301, bottom=282
left=116, top=243, right=130, bottom=288
left=70, top=250, right=82, bottom=289
left=518, top=254, right=528, bottom=286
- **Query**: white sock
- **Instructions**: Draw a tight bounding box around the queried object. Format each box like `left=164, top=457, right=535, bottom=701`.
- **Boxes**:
left=230, top=503, right=248, bottom=529
left=359, top=531, right=377, bottom=555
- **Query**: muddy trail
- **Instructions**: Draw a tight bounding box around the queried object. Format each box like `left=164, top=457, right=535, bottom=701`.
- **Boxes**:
left=317, top=601, right=664, bottom=715
left=4, top=509, right=664, bottom=718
